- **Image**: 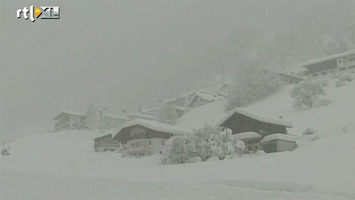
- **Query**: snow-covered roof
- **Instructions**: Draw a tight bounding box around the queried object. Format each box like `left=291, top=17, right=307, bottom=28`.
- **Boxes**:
left=232, top=132, right=262, bottom=140
left=187, top=92, right=218, bottom=107
left=115, top=119, right=191, bottom=137
left=176, top=100, right=227, bottom=130
left=165, top=91, right=196, bottom=103
left=54, top=110, right=85, bottom=120
left=142, top=107, right=159, bottom=113
left=128, top=113, right=155, bottom=120
left=103, top=115, right=129, bottom=121
left=298, top=49, right=355, bottom=68
left=277, top=72, right=304, bottom=80
left=261, top=133, right=298, bottom=143
left=174, top=106, right=187, bottom=111
left=217, top=108, right=293, bottom=128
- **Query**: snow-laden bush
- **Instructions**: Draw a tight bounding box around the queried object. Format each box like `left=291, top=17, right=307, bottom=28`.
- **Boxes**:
left=161, top=125, right=243, bottom=164
left=336, top=74, right=354, bottom=87
left=160, top=134, right=196, bottom=164
left=291, top=80, right=327, bottom=108
left=156, top=103, right=178, bottom=125
left=225, top=68, right=280, bottom=111
left=337, top=74, right=354, bottom=82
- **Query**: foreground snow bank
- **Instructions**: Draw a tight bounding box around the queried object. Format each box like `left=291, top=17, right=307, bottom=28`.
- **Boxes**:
left=1, top=130, right=355, bottom=199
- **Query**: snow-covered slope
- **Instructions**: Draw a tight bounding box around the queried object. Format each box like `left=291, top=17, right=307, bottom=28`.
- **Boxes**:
left=177, top=100, right=227, bottom=130
left=1, top=79, right=355, bottom=200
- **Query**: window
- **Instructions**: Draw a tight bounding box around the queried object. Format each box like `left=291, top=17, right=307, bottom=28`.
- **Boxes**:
left=148, top=140, right=152, bottom=145
left=312, top=73, right=318, bottom=77
left=339, top=67, right=346, bottom=71
left=104, top=148, right=108, bottom=152
left=131, top=143, right=135, bottom=147
left=110, top=148, right=114, bottom=151
left=161, top=140, right=165, bottom=145
left=321, top=71, right=327, bottom=75
left=349, top=65, right=355, bottom=69
left=338, top=59, right=343, bottom=63
left=136, top=141, right=140, bottom=147
left=348, top=57, right=355, bottom=62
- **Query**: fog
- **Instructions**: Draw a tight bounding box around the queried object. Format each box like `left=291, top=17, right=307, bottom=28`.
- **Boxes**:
left=1, top=0, right=354, bottom=141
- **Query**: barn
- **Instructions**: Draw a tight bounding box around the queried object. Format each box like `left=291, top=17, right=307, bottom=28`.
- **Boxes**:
left=217, top=108, right=292, bottom=136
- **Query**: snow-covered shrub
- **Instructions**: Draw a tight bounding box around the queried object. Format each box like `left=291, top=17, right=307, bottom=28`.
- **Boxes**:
left=234, top=139, right=245, bottom=156
left=156, top=103, right=178, bottom=125
left=224, top=68, right=280, bottom=111
left=337, top=74, right=354, bottom=82
left=291, top=80, right=326, bottom=108
left=161, top=125, right=242, bottom=164
left=161, top=135, right=196, bottom=164
left=336, top=74, right=354, bottom=87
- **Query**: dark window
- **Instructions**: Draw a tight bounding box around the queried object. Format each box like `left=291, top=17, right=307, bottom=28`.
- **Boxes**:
left=339, top=67, right=346, bottom=71
left=162, top=140, right=165, bottom=145
left=148, top=141, right=152, bottom=145
left=312, top=73, right=318, bottom=77
left=348, top=57, right=355, bottom=62
left=349, top=65, right=355, bottom=69
left=321, top=71, right=327, bottom=75
left=110, top=148, right=114, bottom=151
left=104, top=148, right=108, bottom=152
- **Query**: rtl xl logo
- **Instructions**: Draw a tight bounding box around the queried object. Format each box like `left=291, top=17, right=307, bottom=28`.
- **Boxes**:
left=17, top=6, right=60, bottom=22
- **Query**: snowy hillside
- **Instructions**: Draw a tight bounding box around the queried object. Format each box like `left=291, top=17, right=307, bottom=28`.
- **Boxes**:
left=1, top=80, right=355, bottom=200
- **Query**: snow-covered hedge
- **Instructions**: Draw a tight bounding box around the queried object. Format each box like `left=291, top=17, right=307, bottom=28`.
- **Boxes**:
left=161, top=125, right=244, bottom=164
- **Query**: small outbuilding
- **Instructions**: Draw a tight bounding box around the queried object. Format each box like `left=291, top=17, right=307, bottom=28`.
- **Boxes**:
left=261, top=133, right=298, bottom=153
left=94, top=134, right=120, bottom=152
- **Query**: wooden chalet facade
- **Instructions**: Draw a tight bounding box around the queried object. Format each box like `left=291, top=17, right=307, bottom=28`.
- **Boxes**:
left=54, top=111, right=86, bottom=132
left=113, top=119, right=188, bottom=157
left=301, top=49, right=355, bottom=78
left=94, top=134, right=120, bottom=152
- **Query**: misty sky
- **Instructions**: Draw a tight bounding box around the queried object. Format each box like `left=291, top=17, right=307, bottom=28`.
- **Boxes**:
left=1, top=0, right=355, bottom=141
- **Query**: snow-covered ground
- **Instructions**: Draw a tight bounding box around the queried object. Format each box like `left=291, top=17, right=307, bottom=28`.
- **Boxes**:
left=1, top=79, right=355, bottom=200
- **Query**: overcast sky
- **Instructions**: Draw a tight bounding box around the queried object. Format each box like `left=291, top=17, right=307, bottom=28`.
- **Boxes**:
left=1, top=0, right=354, bottom=141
